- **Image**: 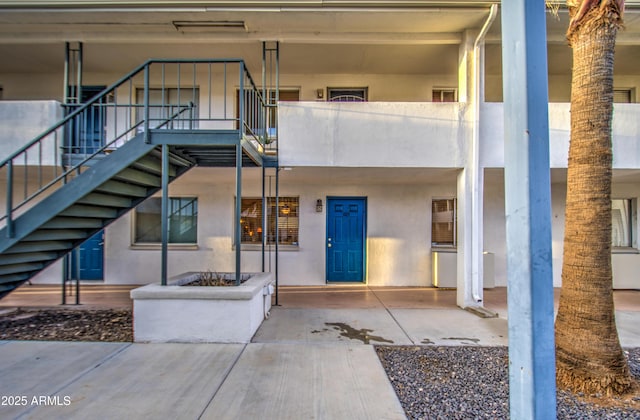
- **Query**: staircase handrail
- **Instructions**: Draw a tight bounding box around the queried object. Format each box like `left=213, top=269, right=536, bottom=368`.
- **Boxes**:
left=0, top=58, right=257, bottom=167
left=1, top=59, right=268, bottom=237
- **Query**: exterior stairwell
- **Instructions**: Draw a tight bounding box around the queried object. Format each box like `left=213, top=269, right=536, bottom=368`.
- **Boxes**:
left=0, top=135, right=194, bottom=298
left=0, top=58, right=276, bottom=298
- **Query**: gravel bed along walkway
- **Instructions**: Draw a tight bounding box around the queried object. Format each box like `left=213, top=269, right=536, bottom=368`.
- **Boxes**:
left=376, top=345, right=640, bottom=420
left=0, top=308, right=132, bottom=342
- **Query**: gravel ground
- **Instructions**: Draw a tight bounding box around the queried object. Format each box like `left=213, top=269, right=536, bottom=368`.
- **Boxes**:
left=0, top=308, right=132, bottom=342
left=376, top=346, right=640, bottom=420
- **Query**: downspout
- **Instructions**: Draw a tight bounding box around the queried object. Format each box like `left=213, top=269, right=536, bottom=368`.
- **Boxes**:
left=470, top=4, right=498, bottom=303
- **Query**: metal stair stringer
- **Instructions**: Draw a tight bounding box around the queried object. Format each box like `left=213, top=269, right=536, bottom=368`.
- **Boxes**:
left=0, top=135, right=195, bottom=298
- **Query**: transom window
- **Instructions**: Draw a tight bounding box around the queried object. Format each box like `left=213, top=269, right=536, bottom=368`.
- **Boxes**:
left=239, top=197, right=299, bottom=246
left=327, top=87, right=368, bottom=102
left=432, top=198, right=457, bottom=247
left=134, top=197, right=198, bottom=244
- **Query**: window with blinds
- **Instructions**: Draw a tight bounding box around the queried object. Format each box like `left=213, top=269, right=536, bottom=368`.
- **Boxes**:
left=613, top=89, right=633, bottom=103
left=432, top=198, right=456, bottom=247
left=612, top=198, right=635, bottom=248
left=239, top=197, right=299, bottom=246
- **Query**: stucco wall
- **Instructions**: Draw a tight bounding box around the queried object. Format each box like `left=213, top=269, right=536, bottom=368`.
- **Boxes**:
left=0, top=101, right=63, bottom=164
left=95, top=167, right=457, bottom=286
left=480, top=102, right=640, bottom=169
left=278, top=101, right=468, bottom=168
left=483, top=170, right=640, bottom=289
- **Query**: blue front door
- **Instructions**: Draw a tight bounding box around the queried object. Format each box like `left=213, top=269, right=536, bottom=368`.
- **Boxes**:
left=67, top=86, right=106, bottom=154
left=70, top=230, right=104, bottom=280
left=326, top=197, right=366, bottom=282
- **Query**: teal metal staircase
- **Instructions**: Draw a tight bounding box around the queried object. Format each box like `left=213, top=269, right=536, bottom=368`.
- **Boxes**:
left=0, top=59, right=276, bottom=298
left=0, top=136, right=194, bottom=296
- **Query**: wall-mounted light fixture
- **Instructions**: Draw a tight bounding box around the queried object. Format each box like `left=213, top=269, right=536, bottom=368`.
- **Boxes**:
left=316, top=89, right=324, bottom=99
left=316, top=199, right=323, bottom=213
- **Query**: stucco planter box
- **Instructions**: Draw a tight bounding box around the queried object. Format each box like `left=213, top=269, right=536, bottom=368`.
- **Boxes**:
left=130, top=272, right=274, bottom=343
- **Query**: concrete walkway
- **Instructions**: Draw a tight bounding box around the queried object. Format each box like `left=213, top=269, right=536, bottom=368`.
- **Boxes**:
left=1, top=286, right=638, bottom=419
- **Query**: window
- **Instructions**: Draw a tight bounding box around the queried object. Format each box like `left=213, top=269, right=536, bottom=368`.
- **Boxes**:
left=136, top=87, right=199, bottom=129
left=432, top=88, right=457, bottom=102
left=239, top=197, right=299, bottom=246
left=432, top=198, right=456, bottom=247
left=613, top=88, right=634, bottom=103
left=612, top=199, right=636, bottom=248
left=134, top=197, right=198, bottom=244
left=327, top=87, right=368, bottom=102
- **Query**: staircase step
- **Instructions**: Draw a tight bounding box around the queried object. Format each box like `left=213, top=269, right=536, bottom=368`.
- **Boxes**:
left=113, top=168, right=162, bottom=187
left=0, top=251, right=59, bottom=265
left=23, top=230, right=89, bottom=242
left=78, top=193, right=133, bottom=208
left=59, top=205, right=118, bottom=219
left=5, top=241, right=73, bottom=254
left=95, top=180, right=149, bottom=198
left=42, top=217, right=104, bottom=230
left=0, top=279, right=27, bottom=292
left=131, top=156, right=178, bottom=176
left=0, top=262, right=45, bottom=276
left=149, top=148, right=195, bottom=167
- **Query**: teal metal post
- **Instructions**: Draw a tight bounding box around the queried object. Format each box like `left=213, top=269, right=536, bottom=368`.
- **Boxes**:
left=161, top=144, right=169, bottom=285
left=143, top=65, right=150, bottom=144
left=501, top=1, right=556, bottom=419
left=235, top=64, right=244, bottom=286
left=274, top=167, right=279, bottom=305
left=235, top=144, right=242, bottom=286
left=261, top=165, right=266, bottom=272
left=6, top=161, right=13, bottom=238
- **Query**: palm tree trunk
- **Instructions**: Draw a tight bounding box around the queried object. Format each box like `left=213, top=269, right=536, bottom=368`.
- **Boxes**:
left=555, top=0, right=633, bottom=396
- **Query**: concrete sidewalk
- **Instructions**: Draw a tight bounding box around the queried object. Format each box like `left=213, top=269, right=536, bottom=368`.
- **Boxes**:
left=0, top=286, right=638, bottom=419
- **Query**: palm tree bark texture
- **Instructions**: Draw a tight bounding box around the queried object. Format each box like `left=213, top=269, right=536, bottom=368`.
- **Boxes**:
left=555, top=0, right=635, bottom=396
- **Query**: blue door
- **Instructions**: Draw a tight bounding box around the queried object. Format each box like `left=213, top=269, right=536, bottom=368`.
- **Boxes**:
left=326, top=198, right=366, bottom=282
left=67, top=86, right=106, bottom=154
left=70, top=230, right=104, bottom=280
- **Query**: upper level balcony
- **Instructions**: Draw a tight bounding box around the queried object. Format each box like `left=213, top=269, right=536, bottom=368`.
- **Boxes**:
left=277, top=100, right=640, bottom=171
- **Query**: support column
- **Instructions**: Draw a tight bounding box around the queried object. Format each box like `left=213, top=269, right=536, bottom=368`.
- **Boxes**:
left=456, top=29, right=484, bottom=308
left=161, top=144, right=169, bottom=286
left=501, top=1, right=556, bottom=418
left=235, top=144, right=242, bottom=285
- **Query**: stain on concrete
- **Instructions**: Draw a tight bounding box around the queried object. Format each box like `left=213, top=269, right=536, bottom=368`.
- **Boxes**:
left=442, top=337, right=480, bottom=344
left=311, top=328, right=329, bottom=334
left=325, top=322, right=394, bottom=344
left=421, top=338, right=435, bottom=345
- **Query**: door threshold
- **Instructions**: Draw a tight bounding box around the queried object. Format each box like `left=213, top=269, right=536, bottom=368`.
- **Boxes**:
left=326, top=282, right=366, bottom=286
